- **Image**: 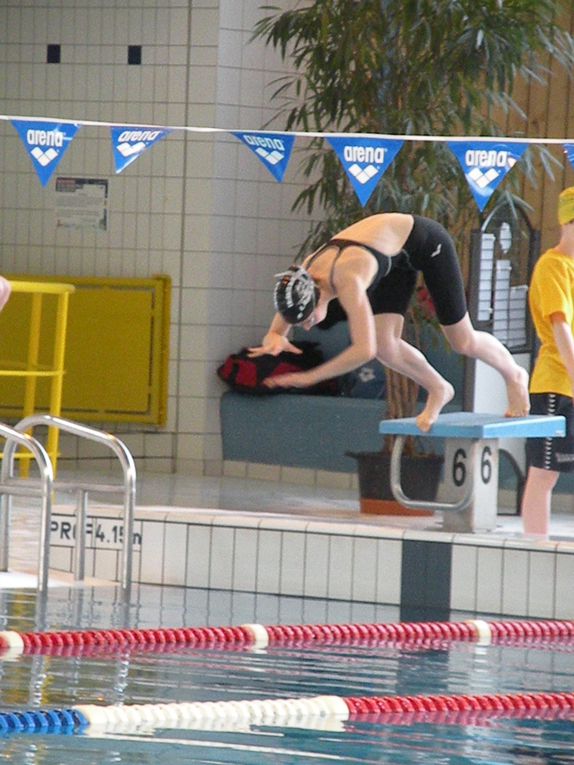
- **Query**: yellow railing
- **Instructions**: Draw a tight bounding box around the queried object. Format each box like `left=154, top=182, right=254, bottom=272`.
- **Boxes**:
left=1, top=280, right=75, bottom=475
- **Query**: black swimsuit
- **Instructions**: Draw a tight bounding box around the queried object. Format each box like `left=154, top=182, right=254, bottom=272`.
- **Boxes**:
left=308, top=215, right=467, bottom=327
left=306, top=237, right=392, bottom=296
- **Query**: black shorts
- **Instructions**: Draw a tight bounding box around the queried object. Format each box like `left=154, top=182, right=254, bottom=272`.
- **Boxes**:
left=369, top=215, right=468, bottom=326
left=526, top=393, right=574, bottom=472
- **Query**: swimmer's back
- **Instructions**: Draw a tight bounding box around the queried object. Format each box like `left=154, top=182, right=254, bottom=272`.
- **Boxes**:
left=336, top=213, right=415, bottom=257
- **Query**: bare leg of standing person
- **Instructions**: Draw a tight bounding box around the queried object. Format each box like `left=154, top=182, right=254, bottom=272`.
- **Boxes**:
left=521, top=466, right=558, bottom=536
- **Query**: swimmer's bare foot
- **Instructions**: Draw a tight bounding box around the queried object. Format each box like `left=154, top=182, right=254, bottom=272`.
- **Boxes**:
left=416, top=381, right=455, bottom=432
left=505, top=366, right=530, bottom=417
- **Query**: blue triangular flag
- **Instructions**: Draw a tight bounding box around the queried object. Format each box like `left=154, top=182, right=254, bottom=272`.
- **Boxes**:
left=447, top=141, right=529, bottom=212
left=327, top=137, right=404, bottom=206
left=232, top=131, right=295, bottom=182
left=12, top=120, right=80, bottom=187
left=564, top=143, right=574, bottom=171
left=110, top=126, right=171, bottom=174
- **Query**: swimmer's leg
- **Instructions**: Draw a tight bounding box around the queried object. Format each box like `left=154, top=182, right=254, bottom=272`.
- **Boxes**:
left=441, top=314, right=530, bottom=417
left=375, top=314, right=454, bottom=432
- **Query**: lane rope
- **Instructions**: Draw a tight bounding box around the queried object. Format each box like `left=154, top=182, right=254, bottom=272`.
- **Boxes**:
left=1, top=690, right=573, bottom=737
left=1, top=618, right=574, bottom=658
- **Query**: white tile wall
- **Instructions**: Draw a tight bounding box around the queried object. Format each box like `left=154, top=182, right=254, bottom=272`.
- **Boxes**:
left=256, top=528, right=281, bottom=593
left=280, top=530, right=306, bottom=596
left=209, top=525, right=235, bottom=589
left=528, top=550, right=557, bottom=618
left=304, top=533, right=330, bottom=598
left=140, top=520, right=166, bottom=582
left=501, top=548, right=529, bottom=616
left=351, top=536, right=378, bottom=602
left=48, top=506, right=574, bottom=618
left=0, top=0, right=309, bottom=474
left=450, top=544, right=478, bottom=612
left=162, top=521, right=188, bottom=586
left=376, top=538, right=402, bottom=605
left=93, top=549, right=119, bottom=580
left=555, top=551, right=574, bottom=619
left=185, top=523, right=212, bottom=588
left=475, top=546, right=504, bottom=614
left=328, top=535, right=354, bottom=601
left=232, top=527, right=258, bottom=592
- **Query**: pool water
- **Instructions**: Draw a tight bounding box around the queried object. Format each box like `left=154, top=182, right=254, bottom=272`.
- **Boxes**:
left=0, top=585, right=573, bottom=764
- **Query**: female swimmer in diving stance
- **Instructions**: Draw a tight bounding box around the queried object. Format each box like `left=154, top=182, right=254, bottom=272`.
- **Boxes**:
left=249, top=213, right=530, bottom=432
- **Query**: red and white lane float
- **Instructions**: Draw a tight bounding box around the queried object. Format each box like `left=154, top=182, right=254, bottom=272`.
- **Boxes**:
left=1, top=618, right=574, bottom=658
left=1, top=690, right=574, bottom=737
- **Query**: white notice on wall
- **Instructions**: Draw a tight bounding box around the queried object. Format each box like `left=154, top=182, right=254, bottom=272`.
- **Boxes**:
left=478, top=233, right=495, bottom=321
left=55, top=177, right=108, bottom=230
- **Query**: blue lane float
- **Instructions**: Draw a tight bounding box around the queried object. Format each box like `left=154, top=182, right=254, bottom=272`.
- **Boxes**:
left=0, top=708, right=87, bottom=735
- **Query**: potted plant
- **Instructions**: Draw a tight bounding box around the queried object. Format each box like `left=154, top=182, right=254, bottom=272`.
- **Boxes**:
left=252, top=0, right=574, bottom=510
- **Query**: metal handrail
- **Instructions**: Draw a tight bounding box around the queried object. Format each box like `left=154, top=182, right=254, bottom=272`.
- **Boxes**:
left=6, top=414, right=136, bottom=596
left=0, top=425, right=53, bottom=593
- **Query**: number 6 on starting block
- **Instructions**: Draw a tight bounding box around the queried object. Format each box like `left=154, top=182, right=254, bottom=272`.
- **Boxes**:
left=379, top=413, right=566, bottom=533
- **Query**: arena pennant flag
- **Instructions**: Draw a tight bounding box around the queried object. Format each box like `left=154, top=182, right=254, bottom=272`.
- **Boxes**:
left=110, top=126, right=171, bottom=174
left=232, top=131, right=295, bottom=182
left=563, top=143, right=574, bottom=171
left=11, top=120, right=80, bottom=187
left=327, top=137, right=404, bottom=207
left=447, top=140, right=529, bottom=212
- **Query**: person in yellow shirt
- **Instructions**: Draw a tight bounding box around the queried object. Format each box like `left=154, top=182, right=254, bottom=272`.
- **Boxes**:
left=522, top=186, right=574, bottom=535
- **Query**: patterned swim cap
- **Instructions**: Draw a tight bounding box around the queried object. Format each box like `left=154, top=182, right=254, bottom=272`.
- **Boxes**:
left=273, top=265, right=320, bottom=324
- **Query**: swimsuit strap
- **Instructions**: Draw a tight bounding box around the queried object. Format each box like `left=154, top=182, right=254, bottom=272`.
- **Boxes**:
left=328, top=237, right=391, bottom=259
left=304, top=243, right=331, bottom=268
left=328, top=238, right=393, bottom=286
left=303, top=241, right=346, bottom=293
left=303, top=237, right=391, bottom=295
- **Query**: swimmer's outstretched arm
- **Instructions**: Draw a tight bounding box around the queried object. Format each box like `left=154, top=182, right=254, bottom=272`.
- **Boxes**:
left=248, top=313, right=303, bottom=357
left=264, top=285, right=377, bottom=389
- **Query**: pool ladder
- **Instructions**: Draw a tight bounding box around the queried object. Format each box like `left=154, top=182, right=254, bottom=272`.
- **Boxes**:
left=0, top=414, right=136, bottom=596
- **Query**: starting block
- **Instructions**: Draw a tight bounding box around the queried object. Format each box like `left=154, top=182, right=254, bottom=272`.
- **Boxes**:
left=379, top=413, right=566, bottom=533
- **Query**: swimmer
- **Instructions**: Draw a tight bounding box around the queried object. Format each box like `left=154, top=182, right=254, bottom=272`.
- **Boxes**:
left=249, top=213, right=530, bottom=431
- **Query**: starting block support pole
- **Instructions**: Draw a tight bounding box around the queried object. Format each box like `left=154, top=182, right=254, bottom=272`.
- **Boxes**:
left=380, top=413, right=566, bottom=533
left=436, top=437, right=499, bottom=532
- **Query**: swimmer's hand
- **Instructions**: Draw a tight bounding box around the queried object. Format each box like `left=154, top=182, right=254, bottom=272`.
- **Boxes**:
left=247, top=332, right=302, bottom=358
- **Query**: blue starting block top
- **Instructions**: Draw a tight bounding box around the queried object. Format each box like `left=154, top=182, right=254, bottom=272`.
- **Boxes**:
left=379, top=412, right=566, bottom=439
